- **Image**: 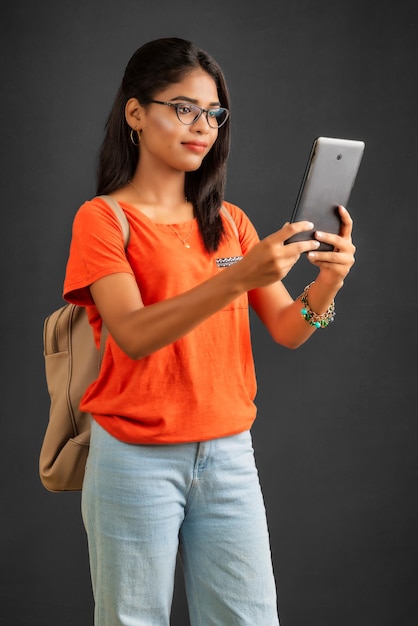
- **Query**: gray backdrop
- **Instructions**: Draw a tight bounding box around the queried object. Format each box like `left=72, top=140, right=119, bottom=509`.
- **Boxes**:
left=2, top=0, right=417, bottom=624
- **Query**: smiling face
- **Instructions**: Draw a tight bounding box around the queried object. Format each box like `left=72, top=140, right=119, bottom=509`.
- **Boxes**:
left=126, top=69, right=222, bottom=174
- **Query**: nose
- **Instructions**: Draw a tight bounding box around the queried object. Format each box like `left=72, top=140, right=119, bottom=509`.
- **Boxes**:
left=191, top=110, right=212, bottom=133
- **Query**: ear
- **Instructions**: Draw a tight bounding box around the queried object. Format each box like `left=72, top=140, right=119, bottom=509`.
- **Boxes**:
left=125, top=97, right=144, bottom=129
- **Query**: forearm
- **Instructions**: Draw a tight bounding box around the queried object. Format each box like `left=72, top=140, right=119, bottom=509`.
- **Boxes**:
left=138, top=261, right=342, bottom=359
left=300, top=272, right=344, bottom=319
left=288, top=286, right=339, bottom=346
left=109, top=262, right=249, bottom=359
left=252, top=275, right=343, bottom=349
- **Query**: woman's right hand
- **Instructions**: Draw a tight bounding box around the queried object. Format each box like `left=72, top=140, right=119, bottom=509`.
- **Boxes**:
left=235, top=220, right=320, bottom=290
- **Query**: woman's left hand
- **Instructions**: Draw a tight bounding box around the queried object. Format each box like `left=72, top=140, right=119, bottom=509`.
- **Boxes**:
left=306, top=205, right=356, bottom=284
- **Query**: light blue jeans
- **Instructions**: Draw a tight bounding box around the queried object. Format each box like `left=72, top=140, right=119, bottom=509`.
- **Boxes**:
left=82, top=419, right=280, bottom=625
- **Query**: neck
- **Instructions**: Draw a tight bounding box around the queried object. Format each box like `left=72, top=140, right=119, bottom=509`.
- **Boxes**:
left=127, top=171, right=193, bottom=224
left=130, top=166, right=187, bottom=208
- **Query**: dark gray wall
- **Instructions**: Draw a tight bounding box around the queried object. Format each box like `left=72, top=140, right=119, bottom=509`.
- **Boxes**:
left=2, top=1, right=417, bottom=624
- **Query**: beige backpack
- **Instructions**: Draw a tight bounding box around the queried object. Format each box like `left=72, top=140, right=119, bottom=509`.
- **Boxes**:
left=39, top=196, right=129, bottom=492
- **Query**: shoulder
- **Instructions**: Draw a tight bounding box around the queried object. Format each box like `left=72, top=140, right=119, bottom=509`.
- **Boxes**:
left=222, top=200, right=246, bottom=221
left=72, top=196, right=127, bottom=240
left=222, top=201, right=255, bottom=229
left=222, top=200, right=260, bottom=250
left=73, top=196, right=115, bottom=224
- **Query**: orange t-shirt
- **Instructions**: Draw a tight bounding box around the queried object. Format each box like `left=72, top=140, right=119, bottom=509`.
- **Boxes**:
left=63, top=197, right=260, bottom=444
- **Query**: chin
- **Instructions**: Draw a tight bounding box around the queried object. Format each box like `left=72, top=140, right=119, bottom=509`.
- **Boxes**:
left=176, top=157, right=205, bottom=173
left=172, top=151, right=209, bottom=173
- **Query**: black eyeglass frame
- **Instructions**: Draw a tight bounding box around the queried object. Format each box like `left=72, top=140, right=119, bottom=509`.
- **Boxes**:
left=148, top=99, right=230, bottom=128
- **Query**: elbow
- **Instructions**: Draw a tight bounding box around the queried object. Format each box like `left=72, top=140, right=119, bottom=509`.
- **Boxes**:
left=109, top=322, right=153, bottom=360
left=124, top=344, right=150, bottom=360
left=125, top=349, right=144, bottom=360
left=119, top=346, right=141, bottom=360
left=275, top=337, right=304, bottom=350
left=270, top=330, right=308, bottom=350
left=114, top=337, right=148, bottom=361
left=286, top=339, right=306, bottom=350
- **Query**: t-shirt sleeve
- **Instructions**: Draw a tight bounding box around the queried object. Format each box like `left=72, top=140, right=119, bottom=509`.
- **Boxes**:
left=222, top=201, right=260, bottom=254
left=63, top=198, right=133, bottom=306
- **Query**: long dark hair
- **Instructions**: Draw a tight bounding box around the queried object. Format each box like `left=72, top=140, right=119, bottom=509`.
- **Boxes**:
left=96, top=37, right=231, bottom=252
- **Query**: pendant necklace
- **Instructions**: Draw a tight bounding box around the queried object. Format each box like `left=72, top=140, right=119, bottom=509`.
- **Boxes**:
left=167, top=223, right=194, bottom=249
left=129, top=180, right=193, bottom=249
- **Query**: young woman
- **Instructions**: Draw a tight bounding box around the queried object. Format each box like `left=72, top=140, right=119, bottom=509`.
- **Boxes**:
left=63, top=37, right=355, bottom=626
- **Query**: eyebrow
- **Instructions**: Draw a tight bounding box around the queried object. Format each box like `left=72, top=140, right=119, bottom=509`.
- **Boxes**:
left=170, top=95, right=221, bottom=107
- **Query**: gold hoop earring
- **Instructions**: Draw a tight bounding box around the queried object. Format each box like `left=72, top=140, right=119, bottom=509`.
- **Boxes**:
left=130, top=128, right=140, bottom=147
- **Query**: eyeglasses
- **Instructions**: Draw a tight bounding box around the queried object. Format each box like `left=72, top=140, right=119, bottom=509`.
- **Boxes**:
left=149, top=100, right=229, bottom=128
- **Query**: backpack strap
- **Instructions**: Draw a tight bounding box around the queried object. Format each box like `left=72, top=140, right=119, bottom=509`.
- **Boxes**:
left=97, top=195, right=130, bottom=247
left=95, top=195, right=130, bottom=360
left=220, top=204, right=239, bottom=241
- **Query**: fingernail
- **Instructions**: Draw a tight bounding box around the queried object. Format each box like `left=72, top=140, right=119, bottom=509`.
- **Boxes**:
left=316, top=231, right=323, bottom=239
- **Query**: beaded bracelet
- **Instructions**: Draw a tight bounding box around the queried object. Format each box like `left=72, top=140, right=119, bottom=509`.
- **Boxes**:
left=299, top=281, right=335, bottom=329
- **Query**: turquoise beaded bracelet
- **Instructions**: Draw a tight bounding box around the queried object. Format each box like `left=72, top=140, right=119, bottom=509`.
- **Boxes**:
left=300, top=282, right=335, bottom=329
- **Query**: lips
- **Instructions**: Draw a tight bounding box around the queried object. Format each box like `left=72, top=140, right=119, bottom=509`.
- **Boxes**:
left=182, top=141, right=208, bottom=152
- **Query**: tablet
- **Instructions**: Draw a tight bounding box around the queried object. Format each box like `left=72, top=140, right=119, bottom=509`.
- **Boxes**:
left=284, top=136, right=365, bottom=251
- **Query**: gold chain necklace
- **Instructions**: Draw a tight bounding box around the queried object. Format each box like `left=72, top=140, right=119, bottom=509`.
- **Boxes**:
left=167, top=223, right=194, bottom=249
left=128, top=180, right=193, bottom=249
